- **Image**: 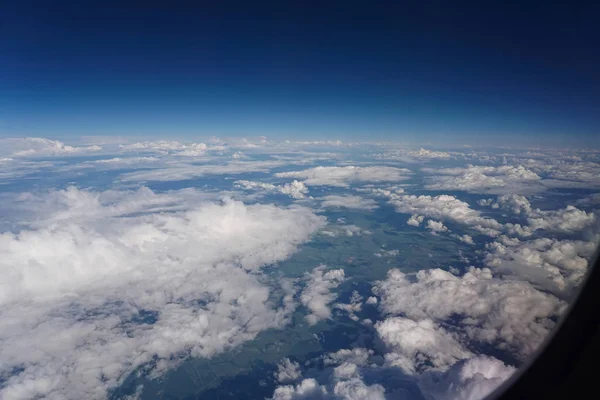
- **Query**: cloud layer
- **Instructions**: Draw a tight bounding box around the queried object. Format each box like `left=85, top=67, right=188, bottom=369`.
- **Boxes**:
left=0, top=187, right=325, bottom=399
left=423, top=165, right=542, bottom=195
left=235, top=180, right=309, bottom=199
left=0, top=137, right=102, bottom=158
left=275, top=166, right=411, bottom=187
left=1, top=138, right=599, bottom=400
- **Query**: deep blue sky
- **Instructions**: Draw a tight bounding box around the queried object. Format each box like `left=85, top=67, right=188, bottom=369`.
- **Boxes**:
left=1, top=1, right=599, bottom=144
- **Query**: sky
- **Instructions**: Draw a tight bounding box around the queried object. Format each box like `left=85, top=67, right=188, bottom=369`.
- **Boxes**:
left=1, top=1, right=599, bottom=144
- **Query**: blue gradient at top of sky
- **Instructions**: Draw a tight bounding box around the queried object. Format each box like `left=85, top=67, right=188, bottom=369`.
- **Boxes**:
left=1, top=1, right=599, bottom=145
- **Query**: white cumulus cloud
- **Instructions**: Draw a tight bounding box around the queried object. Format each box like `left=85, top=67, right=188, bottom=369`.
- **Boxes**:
left=419, top=355, right=517, bottom=400
left=334, top=291, right=363, bottom=321
left=485, top=235, right=598, bottom=293
left=426, top=220, right=448, bottom=234
left=526, top=205, right=596, bottom=234
left=271, top=348, right=385, bottom=400
left=495, top=194, right=532, bottom=214
left=407, top=214, right=424, bottom=227
left=300, top=266, right=346, bottom=325
left=375, top=317, right=472, bottom=374
left=373, top=267, right=563, bottom=359
left=275, top=358, right=302, bottom=383
left=377, top=192, right=502, bottom=237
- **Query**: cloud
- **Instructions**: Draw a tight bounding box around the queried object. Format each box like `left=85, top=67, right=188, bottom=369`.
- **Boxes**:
left=487, top=194, right=595, bottom=235
left=6, top=186, right=219, bottom=228
left=477, top=198, right=495, bottom=207
left=272, top=378, right=329, bottom=399
left=275, top=166, right=411, bottom=187
left=320, top=195, right=379, bottom=210
left=331, top=378, right=386, bottom=400
left=224, top=137, right=261, bottom=149
left=423, top=165, right=543, bottom=194
left=485, top=235, right=598, bottom=292
left=426, top=220, right=448, bottom=234
left=271, top=348, right=386, bottom=400
left=540, top=161, right=600, bottom=189
left=318, top=224, right=372, bottom=238
left=577, top=193, right=600, bottom=205
left=300, top=266, right=346, bottom=325
left=0, top=187, right=326, bottom=399
left=373, top=267, right=563, bottom=359
left=323, top=348, right=373, bottom=367
left=0, top=158, right=65, bottom=183
left=119, top=140, right=209, bottom=156
left=235, top=180, right=309, bottom=199
left=495, top=194, right=532, bottom=214
left=373, top=249, right=399, bottom=258
left=280, top=181, right=310, bottom=199
left=372, top=148, right=459, bottom=163
left=365, top=264, right=561, bottom=399
left=276, top=358, right=303, bottom=383
left=176, top=143, right=209, bottom=156
left=423, top=158, right=600, bottom=193
left=455, top=234, right=475, bottom=245
left=470, top=193, right=598, bottom=293
left=366, top=297, right=378, bottom=305
left=294, top=140, right=344, bottom=146
left=407, top=215, right=424, bottom=227
left=87, top=156, right=161, bottom=165
left=2, top=141, right=597, bottom=400
left=37, top=157, right=165, bottom=176
left=334, top=291, right=363, bottom=321
left=478, top=194, right=596, bottom=238
left=419, top=355, right=517, bottom=400
left=526, top=206, right=596, bottom=234
left=119, top=160, right=288, bottom=182
left=270, top=326, right=513, bottom=400
left=0, top=137, right=102, bottom=158
left=374, top=192, right=502, bottom=237
left=375, top=317, right=472, bottom=374
left=409, top=148, right=453, bottom=159
left=232, top=151, right=247, bottom=160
